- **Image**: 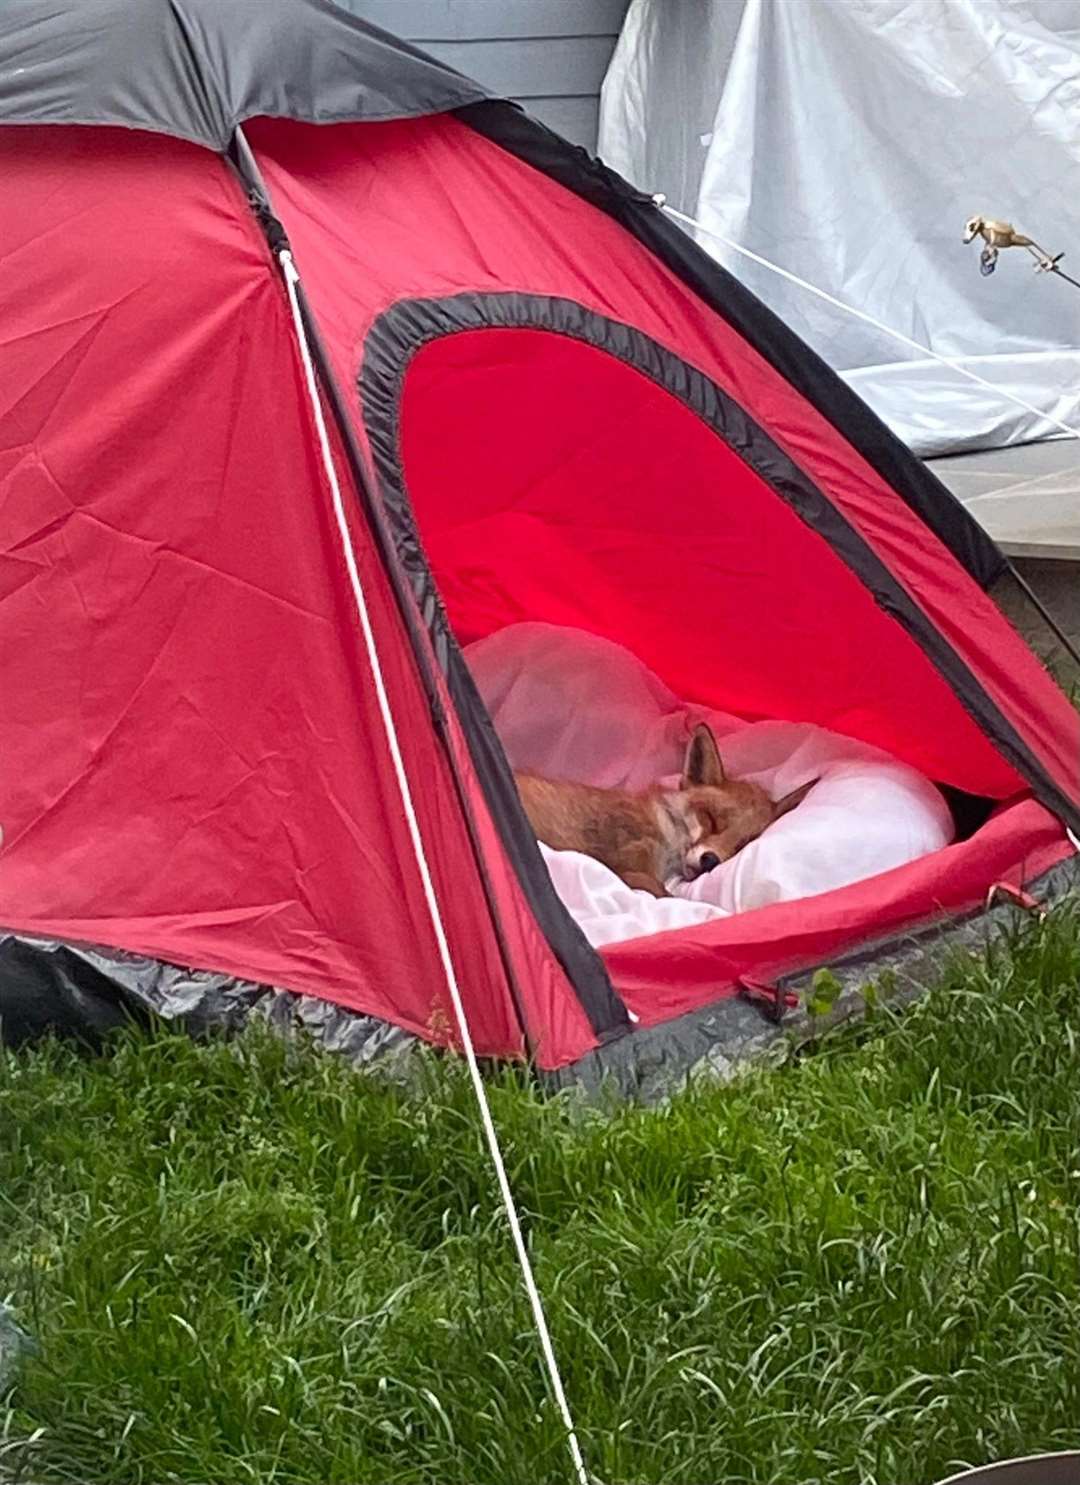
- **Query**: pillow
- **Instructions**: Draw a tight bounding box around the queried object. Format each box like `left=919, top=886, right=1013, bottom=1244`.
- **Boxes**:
left=670, top=722, right=955, bottom=914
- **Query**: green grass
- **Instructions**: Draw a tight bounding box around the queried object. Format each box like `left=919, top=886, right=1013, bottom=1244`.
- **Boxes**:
left=2, top=902, right=1080, bottom=1484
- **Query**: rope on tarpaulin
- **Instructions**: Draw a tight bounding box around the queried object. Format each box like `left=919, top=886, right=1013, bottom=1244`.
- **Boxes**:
left=655, top=198, right=1080, bottom=443
left=653, top=196, right=1080, bottom=672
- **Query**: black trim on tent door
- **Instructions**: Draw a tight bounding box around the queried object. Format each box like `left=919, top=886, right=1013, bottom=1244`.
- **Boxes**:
left=454, top=99, right=1009, bottom=595
left=359, top=291, right=1080, bottom=839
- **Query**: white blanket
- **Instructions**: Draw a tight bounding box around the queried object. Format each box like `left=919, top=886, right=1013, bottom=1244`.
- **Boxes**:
left=467, top=624, right=955, bottom=949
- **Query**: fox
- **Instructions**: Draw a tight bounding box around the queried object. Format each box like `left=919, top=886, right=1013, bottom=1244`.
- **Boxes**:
left=515, top=723, right=817, bottom=898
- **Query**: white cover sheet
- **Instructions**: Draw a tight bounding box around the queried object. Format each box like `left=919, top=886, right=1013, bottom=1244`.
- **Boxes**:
left=466, top=624, right=954, bottom=948
left=599, top=0, right=1080, bottom=456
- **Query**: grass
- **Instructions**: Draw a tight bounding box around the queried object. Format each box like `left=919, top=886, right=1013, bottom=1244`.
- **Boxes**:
left=1, top=902, right=1079, bottom=1484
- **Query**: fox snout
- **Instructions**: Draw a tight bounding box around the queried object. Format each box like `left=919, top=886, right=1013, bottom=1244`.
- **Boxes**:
left=682, top=827, right=761, bottom=880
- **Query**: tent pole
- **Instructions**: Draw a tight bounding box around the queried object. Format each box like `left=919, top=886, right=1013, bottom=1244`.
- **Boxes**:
left=225, top=127, right=545, bottom=1060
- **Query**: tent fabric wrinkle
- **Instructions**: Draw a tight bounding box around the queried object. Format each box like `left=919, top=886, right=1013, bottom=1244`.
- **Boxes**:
left=1, top=5, right=1079, bottom=1081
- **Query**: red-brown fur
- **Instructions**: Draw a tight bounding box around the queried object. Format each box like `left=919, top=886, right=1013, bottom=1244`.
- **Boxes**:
left=515, top=724, right=816, bottom=898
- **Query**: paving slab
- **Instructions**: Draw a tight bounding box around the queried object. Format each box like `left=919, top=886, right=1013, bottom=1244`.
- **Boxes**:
left=928, top=438, right=1080, bottom=561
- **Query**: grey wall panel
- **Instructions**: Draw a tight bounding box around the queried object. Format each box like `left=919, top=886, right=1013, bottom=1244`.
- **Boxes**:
left=351, top=1, right=630, bottom=40
left=416, top=35, right=615, bottom=97
left=524, top=95, right=602, bottom=147
left=341, top=0, right=630, bottom=149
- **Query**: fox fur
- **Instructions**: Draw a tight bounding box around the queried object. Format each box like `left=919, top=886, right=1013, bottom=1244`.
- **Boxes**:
left=515, top=723, right=816, bottom=898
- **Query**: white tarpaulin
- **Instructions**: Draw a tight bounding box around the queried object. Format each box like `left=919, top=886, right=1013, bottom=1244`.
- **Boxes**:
left=599, top=0, right=1080, bottom=456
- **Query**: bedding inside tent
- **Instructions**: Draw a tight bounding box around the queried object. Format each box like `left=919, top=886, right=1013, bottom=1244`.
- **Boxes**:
left=464, top=624, right=956, bottom=949
left=388, top=329, right=1066, bottom=990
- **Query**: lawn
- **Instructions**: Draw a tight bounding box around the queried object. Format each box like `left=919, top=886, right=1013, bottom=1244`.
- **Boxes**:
left=2, top=901, right=1079, bottom=1485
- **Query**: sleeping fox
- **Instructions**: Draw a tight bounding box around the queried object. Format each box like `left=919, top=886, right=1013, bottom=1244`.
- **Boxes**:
left=515, top=723, right=816, bottom=898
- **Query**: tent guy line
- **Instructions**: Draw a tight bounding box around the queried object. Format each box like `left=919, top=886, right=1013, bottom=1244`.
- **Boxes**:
left=657, top=199, right=1080, bottom=445
left=276, top=243, right=593, bottom=1485
left=655, top=198, right=1080, bottom=669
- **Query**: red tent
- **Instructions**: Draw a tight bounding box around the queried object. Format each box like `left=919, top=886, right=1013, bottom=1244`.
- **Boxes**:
left=1, top=1, right=1077, bottom=1085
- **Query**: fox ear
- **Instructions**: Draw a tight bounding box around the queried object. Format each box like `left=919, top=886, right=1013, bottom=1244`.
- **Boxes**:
left=772, top=778, right=818, bottom=819
left=682, top=723, right=726, bottom=788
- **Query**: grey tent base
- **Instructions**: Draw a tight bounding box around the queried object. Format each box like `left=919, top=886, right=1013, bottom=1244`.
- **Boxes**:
left=1, top=853, right=1076, bottom=1102
left=548, top=854, right=1080, bottom=1102
left=0, top=934, right=418, bottom=1074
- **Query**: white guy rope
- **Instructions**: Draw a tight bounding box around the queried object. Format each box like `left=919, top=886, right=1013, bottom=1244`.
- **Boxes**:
left=658, top=200, right=1080, bottom=443
left=278, top=248, right=591, bottom=1485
